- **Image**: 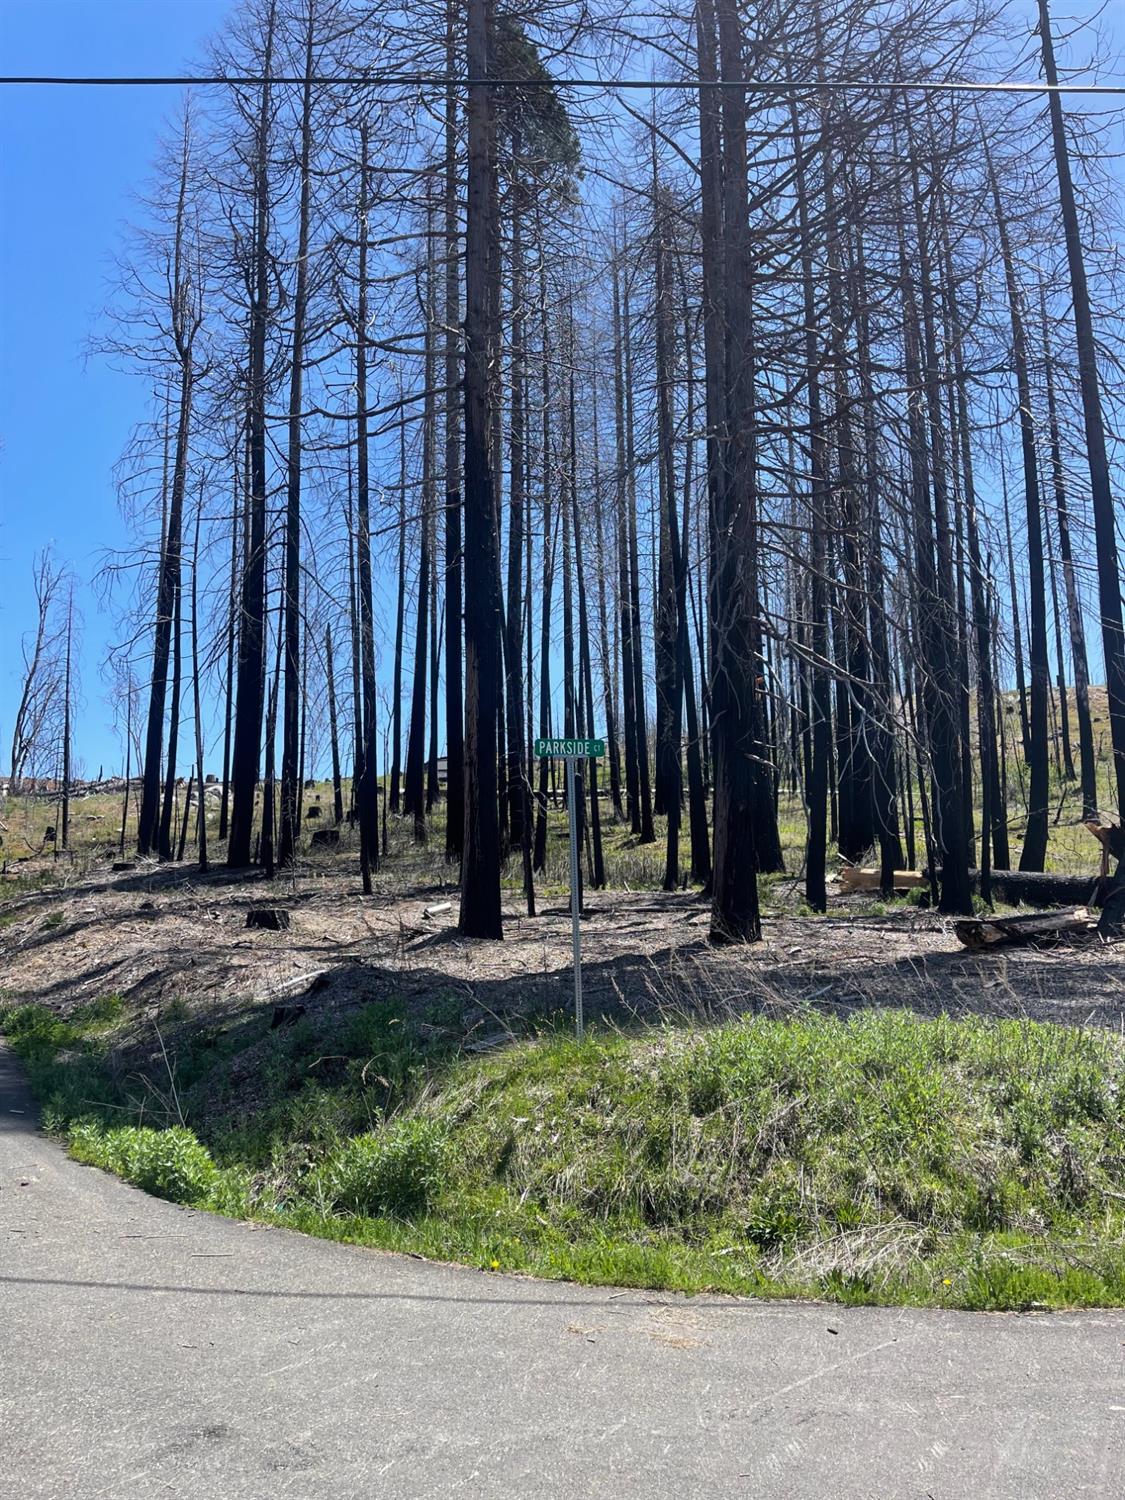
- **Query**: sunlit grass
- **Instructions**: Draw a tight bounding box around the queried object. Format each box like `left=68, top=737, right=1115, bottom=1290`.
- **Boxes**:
left=5, top=996, right=1123, bottom=1312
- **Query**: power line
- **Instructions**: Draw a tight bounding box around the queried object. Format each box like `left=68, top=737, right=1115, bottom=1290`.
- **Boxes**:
left=1, top=74, right=1124, bottom=95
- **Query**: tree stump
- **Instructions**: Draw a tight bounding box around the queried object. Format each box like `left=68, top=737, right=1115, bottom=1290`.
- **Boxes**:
left=305, top=806, right=321, bottom=819
left=1098, top=888, right=1125, bottom=938
left=246, top=907, right=290, bottom=931
left=1098, top=850, right=1125, bottom=939
left=311, top=828, right=339, bottom=849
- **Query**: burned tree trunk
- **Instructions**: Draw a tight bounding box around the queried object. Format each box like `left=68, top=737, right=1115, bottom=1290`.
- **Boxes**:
left=326, top=625, right=344, bottom=826
left=533, top=253, right=556, bottom=875
left=278, top=8, right=316, bottom=869
left=443, top=13, right=465, bottom=861
left=228, top=10, right=276, bottom=868
left=459, top=0, right=503, bottom=939
left=1038, top=0, right=1125, bottom=817
left=355, top=124, right=379, bottom=892
left=708, top=0, right=765, bottom=942
left=190, top=506, right=208, bottom=873
left=1038, top=286, right=1097, bottom=818
left=987, top=152, right=1049, bottom=872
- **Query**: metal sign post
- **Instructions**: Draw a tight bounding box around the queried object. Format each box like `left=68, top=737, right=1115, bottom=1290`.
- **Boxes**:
left=565, top=754, right=583, bottom=1040
left=534, top=737, right=605, bottom=1040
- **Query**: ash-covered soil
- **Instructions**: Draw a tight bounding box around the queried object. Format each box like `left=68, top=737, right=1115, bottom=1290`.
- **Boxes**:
left=2, top=853, right=1121, bottom=1047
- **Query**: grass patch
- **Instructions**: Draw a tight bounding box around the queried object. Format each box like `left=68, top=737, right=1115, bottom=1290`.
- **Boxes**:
left=3, top=999, right=1123, bottom=1310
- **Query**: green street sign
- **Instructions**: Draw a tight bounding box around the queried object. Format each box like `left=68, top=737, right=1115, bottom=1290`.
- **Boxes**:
left=534, top=737, right=605, bottom=759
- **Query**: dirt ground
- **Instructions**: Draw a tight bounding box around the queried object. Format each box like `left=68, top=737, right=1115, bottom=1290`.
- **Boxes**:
left=2, top=850, right=1122, bottom=1043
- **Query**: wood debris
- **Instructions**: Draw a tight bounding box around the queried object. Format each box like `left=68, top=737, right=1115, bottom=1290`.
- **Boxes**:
left=839, top=866, right=925, bottom=893
left=953, top=907, right=1097, bottom=952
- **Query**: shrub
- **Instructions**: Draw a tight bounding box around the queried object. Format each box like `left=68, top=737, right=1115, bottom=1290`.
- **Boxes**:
left=314, top=1118, right=448, bottom=1218
left=0, top=1002, right=78, bottom=1056
left=69, top=1123, right=217, bottom=1205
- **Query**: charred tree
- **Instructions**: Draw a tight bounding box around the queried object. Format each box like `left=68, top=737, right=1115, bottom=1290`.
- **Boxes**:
left=459, top=0, right=503, bottom=939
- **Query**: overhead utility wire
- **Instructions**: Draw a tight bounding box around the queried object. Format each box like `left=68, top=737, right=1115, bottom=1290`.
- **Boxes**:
left=1, top=74, right=1124, bottom=95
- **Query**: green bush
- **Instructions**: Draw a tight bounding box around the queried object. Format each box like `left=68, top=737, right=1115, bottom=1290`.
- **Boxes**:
left=314, top=1118, right=448, bottom=1218
left=69, top=1123, right=218, bottom=1205
left=0, top=1002, right=79, bottom=1056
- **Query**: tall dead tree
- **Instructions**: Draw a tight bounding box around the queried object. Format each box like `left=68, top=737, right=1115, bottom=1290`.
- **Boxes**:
left=459, top=0, right=503, bottom=939
left=444, top=10, right=465, bottom=861
left=354, top=123, right=379, bottom=892
left=9, top=549, right=65, bottom=795
left=138, top=117, right=204, bottom=859
left=325, top=624, right=344, bottom=825
left=1038, top=281, right=1096, bottom=817
left=227, top=5, right=276, bottom=868
left=708, top=0, right=764, bottom=942
left=278, top=0, right=317, bottom=868
left=986, top=148, right=1049, bottom=871
left=190, top=502, right=209, bottom=873
left=1038, top=0, right=1125, bottom=818
left=899, top=138, right=971, bottom=914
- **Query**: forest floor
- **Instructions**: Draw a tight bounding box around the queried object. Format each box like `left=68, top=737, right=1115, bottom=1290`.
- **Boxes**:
left=1, top=834, right=1121, bottom=1045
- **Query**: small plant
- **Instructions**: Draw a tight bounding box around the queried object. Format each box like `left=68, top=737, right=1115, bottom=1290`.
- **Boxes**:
left=313, top=1118, right=449, bottom=1218
left=69, top=1122, right=218, bottom=1204
left=73, top=994, right=125, bottom=1029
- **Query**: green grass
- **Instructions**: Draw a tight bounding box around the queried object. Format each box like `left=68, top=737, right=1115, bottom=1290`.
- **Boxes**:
left=0, top=866, right=61, bottom=903
left=3, top=995, right=1123, bottom=1310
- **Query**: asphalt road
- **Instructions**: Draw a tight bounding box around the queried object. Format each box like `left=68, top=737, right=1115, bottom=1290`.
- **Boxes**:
left=2, top=1044, right=1123, bottom=1499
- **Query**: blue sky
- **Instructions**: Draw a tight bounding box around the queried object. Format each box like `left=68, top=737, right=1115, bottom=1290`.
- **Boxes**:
left=2, top=0, right=1123, bottom=780
left=0, top=0, right=232, bottom=775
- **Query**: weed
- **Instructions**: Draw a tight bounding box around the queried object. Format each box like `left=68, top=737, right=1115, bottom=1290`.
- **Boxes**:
left=312, top=1119, right=449, bottom=1217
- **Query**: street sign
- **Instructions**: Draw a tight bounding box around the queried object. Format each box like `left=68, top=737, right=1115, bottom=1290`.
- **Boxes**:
left=534, top=737, right=605, bottom=759
left=536, top=733, right=603, bottom=1040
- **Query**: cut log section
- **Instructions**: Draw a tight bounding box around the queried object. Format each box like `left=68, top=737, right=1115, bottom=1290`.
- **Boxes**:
left=839, top=867, right=925, bottom=893
left=954, top=907, right=1097, bottom=951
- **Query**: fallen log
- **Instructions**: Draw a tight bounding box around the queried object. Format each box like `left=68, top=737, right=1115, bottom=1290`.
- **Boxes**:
left=954, top=907, right=1097, bottom=952
left=929, top=868, right=1107, bottom=909
left=839, top=866, right=925, bottom=893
